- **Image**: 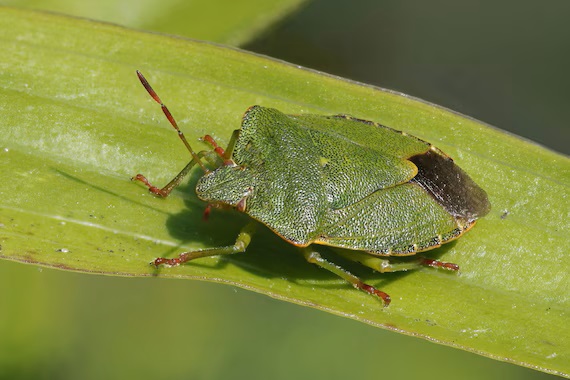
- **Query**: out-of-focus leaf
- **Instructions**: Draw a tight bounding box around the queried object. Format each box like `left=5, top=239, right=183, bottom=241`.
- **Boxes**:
left=2, top=0, right=309, bottom=45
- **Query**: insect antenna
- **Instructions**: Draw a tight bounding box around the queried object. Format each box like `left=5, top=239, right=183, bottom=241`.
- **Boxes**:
left=136, top=70, right=208, bottom=172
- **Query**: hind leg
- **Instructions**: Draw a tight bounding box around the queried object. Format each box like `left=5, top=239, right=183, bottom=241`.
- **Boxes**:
left=334, top=248, right=459, bottom=273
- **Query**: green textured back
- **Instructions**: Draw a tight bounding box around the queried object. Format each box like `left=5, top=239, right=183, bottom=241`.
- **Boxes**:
left=196, top=106, right=485, bottom=252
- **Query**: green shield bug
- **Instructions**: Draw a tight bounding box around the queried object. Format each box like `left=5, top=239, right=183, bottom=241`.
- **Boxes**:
left=133, top=71, right=490, bottom=306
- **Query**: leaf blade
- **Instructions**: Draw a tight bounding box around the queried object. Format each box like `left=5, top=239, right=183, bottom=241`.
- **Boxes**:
left=0, top=8, right=568, bottom=377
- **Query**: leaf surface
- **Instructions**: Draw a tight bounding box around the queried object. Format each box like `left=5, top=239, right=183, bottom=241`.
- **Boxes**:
left=0, top=8, right=568, bottom=377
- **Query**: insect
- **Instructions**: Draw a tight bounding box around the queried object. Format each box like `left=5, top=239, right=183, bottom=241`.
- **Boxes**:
left=133, top=71, right=490, bottom=306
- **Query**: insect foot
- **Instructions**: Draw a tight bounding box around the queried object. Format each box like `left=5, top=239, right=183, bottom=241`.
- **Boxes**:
left=421, top=258, right=460, bottom=271
left=132, top=174, right=169, bottom=197
left=152, top=257, right=180, bottom=266
left=356, top=282, right=392, bottom=306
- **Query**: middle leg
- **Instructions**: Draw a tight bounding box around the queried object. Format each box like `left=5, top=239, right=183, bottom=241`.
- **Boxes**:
left=301, top=247, right=391, bottom=306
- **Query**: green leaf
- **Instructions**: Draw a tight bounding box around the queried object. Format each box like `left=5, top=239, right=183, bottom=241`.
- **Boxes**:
left=3, top=0, right=309, bottom=45
left=0, top=8, right=568, bottom=377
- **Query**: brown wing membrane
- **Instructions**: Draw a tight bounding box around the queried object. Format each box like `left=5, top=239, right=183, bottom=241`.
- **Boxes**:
left=409, top=149, right=490, bottom=220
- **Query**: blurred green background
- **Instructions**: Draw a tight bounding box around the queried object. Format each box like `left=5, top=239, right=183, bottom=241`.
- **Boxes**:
left=246, top=0, right=570, bottom=155
left=1, top=0, right=567, bottom=379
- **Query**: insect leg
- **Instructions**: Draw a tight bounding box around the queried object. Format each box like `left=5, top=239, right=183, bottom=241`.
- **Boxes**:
left=222, top=129, right=240, bottom=160
left=334, top=249, right=459, bottom=272
left=153, top=221, right=256, bottom=266
left=133, top=151, right=209, bottom=197
left=202, top=129, right=240, bottom=165
left=199, top=150, right=223, bottom=167
left=202, top=135, right=228, bottom=161
left=301, top=248, right=391, bottom=306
